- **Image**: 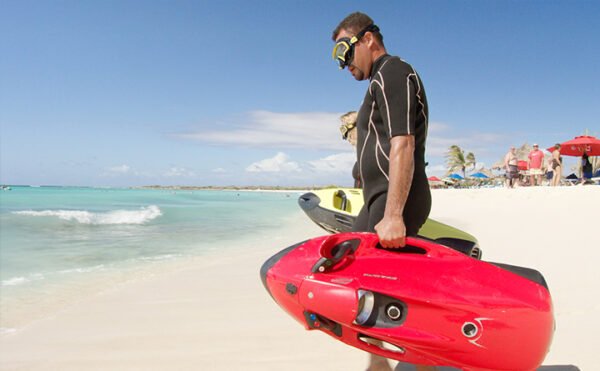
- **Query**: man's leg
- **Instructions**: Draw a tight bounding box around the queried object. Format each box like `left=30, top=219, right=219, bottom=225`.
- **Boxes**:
left=352, top=203, right=370, bottom=232
left=363, top=194, right=437, bottom=371
left=356, top=196, right=394, bottom=371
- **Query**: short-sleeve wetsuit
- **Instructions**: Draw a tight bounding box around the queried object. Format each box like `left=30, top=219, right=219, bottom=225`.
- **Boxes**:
left=352, top=54, right=431, bottom=236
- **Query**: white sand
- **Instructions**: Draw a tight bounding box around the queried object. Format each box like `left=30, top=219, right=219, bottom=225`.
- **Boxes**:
left=1, top=186, right=598, bottom=370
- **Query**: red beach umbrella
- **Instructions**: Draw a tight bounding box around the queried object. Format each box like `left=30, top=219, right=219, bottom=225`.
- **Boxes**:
left=517, top=160, right=528, bottom=171
left=428, top=176, right=442, bottom=181
left=547, top=135, right=600, bottom=156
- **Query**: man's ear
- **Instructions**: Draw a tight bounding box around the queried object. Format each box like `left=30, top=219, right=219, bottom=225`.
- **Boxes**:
left=365, top=32, right=375, bottom=48
left=366, top=32, right=380, bottom=51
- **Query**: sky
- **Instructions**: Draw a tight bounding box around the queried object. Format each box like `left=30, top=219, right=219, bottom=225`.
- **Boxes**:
left=1, top=0, right=599, bottom=187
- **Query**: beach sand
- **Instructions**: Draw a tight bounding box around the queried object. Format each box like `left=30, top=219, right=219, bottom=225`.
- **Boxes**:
left=1, top=186, right=598, bottom=370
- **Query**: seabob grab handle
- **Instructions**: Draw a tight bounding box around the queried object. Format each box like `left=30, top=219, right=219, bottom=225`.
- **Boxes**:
left=311, top=232, right=434, bottom=273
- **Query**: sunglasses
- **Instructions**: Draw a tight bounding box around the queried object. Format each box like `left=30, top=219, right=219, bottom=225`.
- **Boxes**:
left=332, top=24, right=379, bottom=69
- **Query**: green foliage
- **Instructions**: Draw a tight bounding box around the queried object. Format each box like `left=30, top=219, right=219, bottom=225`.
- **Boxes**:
left=445, top=145, right=476, bottom=177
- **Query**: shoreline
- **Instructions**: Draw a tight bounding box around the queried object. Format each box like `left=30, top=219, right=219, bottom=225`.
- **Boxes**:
left=0, top=208, right=316, bottom=333
left=134, top=185, right=339, bottom=192
left=1, top=186, right=598, bottom=370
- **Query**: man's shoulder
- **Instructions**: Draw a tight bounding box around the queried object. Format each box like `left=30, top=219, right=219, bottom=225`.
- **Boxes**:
left=379, top=55, right=414, bottom=74
left=371, top=56, right=414, bottom=88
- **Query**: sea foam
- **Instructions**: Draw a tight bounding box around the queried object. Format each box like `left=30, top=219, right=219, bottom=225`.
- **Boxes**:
left=2, top=273, right=45, bottom=287
left=13, top=205, right=162, bottom=225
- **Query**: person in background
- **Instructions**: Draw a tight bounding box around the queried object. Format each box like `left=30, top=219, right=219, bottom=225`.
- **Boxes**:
left=504, top=147, right=519, bottom=188
left=528, top=144, right=544, bottom=186
left=332, top=11, right=434, bottom=371
left=339, top=111, right=361, bottom=188
left=545, top=155, right=554, bottom=184
left=551, top=144, right=562, bottom=186
left=581, top=151, right=593, bottom=183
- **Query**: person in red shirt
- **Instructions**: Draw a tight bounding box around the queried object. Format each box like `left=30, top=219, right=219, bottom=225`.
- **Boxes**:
left=528, top=144, right=545, bottom=186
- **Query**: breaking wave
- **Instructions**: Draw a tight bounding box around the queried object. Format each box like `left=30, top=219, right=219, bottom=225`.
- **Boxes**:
left=2, top=273, right=45, bottom=287
left=13, top=205, right=162, bottom=225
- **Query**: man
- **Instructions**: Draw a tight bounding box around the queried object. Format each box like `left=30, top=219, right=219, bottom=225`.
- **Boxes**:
left=332, top=12, right=433, bottom=371
left=581, top=151, right=593, bottom=182
left=504, top=146, right=518, bottom=188
left=528, top=144, right=544, bottom=186
left=338, top=111, right=362, bottom=188
left=332, top=12, right=431, bottom=248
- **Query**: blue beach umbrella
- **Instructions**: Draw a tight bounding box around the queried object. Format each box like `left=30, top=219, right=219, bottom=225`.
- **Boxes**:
left=470, top=172, right=489, bottom=179
left=448, top=173, right=464, bottom=180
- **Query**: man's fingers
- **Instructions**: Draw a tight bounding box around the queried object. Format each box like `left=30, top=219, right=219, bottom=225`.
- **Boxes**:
left=378, top=236, right=406, bottom=249
left=377, top=234, right=391, bottom=248
left=388, top=236, right=406, bottom=248
left=374, top=224, right=380, bottom=234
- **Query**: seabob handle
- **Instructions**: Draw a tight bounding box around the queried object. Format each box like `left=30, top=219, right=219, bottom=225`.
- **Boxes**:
left=311, top=232, right=434, bottom=273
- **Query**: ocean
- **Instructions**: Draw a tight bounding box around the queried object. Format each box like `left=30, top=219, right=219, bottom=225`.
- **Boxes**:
left=0, top=186, right=305, bottom=331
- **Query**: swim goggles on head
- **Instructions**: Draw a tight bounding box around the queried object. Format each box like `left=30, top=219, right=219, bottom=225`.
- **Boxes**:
left=332, top=24, right=379, bottom=69
left=339, top=121, right=357, bottom=140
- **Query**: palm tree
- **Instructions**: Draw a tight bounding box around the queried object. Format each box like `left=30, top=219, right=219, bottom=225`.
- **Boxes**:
left=446, top=145, right=476, bottom=178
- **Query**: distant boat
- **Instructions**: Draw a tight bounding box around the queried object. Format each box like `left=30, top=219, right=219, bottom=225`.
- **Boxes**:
left=1, top=185, right=11, bottom=191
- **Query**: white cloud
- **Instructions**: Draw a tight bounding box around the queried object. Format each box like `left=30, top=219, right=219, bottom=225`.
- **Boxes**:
left=175, top=112, right=512, bottom=181
left=473, top=161, right=487, bottom=171
left=426, top=122, right=508, bottom=158
left=246, top=152, right=301, bottom=173
left=176, top=110, right=349, bottom=151
left=163, top=167, right=196, bottom=177
left=426, top=163, right=447, bottom=174
left=176, top=112, right=506, bottom=159
left=105, top=164, right=131, bottom=174
left=212, top=167, right=227, bottom=173
left=307, top=152, right=356, bottom=173
left=101, top=164, right=150, bottom=179
left=427, top=121, right=451, bottom=134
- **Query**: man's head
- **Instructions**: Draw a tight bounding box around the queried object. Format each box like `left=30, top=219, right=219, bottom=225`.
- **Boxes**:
left=533, top=144, right=539, bottom=150
left=332, top=12, right=386, bottom=81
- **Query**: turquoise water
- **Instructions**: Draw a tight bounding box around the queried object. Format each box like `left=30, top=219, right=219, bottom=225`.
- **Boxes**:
left=0, top=186, right=303, bottom=327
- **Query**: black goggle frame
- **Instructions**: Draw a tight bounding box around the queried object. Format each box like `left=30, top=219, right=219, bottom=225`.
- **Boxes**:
left=333, top=24, right=380, bottom=69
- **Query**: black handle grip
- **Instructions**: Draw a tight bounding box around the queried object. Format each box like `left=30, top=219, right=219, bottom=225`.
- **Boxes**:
left=311, top=240, right=359, bottom=273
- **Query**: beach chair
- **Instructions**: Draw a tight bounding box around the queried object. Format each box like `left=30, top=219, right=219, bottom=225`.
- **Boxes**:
left=592, top=170, right=600, bottom=185
left=563, top=173, right=579, bottom=186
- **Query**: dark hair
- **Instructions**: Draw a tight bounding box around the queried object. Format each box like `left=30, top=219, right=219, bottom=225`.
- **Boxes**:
left=332, top=12, right=384, bottom=46
left=554, top=143, right=561, bottom=149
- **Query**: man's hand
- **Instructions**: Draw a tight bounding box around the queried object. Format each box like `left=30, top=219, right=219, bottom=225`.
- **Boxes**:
left=374, top=215, right=407, bottom=248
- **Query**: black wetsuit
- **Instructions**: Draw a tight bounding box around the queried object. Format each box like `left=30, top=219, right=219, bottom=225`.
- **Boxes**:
left=352, top=55, right=431, bottom=236
left=352, top=162, right=361, bottom=188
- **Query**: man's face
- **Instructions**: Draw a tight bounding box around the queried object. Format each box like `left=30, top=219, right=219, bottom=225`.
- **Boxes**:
left=335, top=28, right=371, bottom=81
left=533, top=145, right=539, bottom=151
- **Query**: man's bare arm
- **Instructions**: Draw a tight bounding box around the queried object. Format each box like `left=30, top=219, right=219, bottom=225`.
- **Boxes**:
left=375, top=135, right=415, bottom=248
